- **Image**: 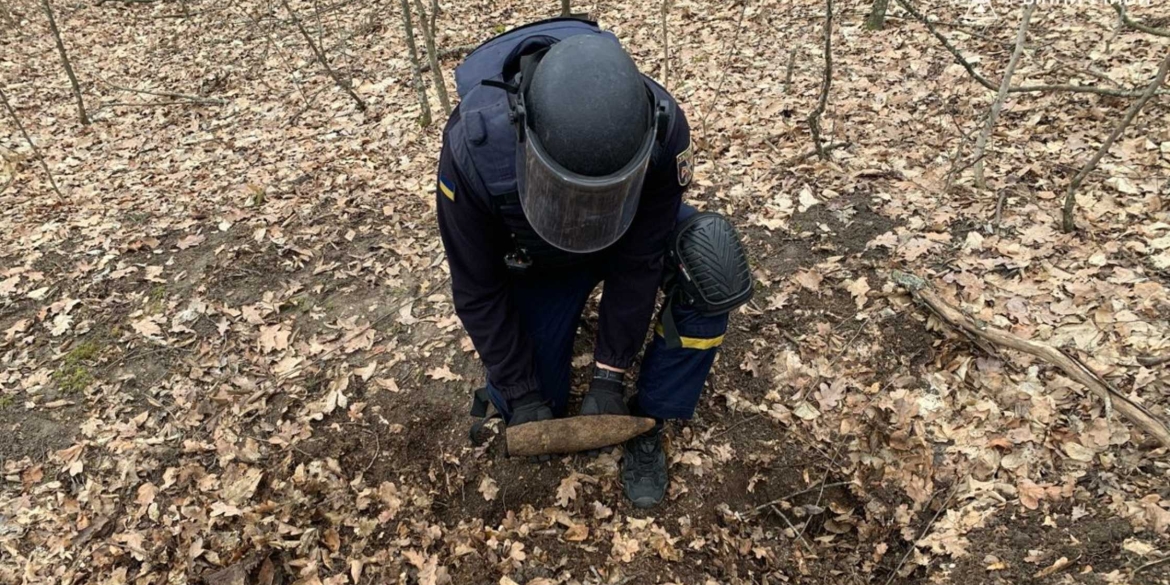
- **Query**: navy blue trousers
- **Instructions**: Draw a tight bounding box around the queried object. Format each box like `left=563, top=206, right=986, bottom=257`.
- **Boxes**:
left=486, top=205, right=730, bottom=421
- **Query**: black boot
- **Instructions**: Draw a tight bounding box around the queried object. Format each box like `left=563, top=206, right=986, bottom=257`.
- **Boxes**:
left=580, top=366, right=629, bottom=416
left=622, top=419, right=667, bottom=508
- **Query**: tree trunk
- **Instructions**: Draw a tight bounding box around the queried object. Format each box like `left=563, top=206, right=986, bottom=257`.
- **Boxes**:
left=560, top=0, right=570, bottom=17
left=807, top=0, right=833, bottom=158
left=41, top=0, right=88, bottom=125
left=414, top=0, right=450, bottom=117
left=399, top=0, right=432, bottom=126
left=865, top=0, right=888, bottom=30
left=972, top=2, right=1034, bottom=189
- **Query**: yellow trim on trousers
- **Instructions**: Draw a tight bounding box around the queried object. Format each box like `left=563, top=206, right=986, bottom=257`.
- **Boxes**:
left=655, top=324, right=725, bottom=350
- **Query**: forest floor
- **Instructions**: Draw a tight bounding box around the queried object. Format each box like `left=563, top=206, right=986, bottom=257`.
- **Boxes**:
left=2, top=0, right=1170, bottom=583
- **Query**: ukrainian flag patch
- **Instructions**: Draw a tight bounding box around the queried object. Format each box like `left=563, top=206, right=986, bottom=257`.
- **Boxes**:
left=439, top=175, right=455, bottom=201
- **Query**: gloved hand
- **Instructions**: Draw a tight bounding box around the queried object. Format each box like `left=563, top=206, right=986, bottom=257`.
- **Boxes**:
left=508, top=391, right=553, bottom=427
left=507, top=392, right=554, bottom=462
left=581, top=366, right=630, bottom=416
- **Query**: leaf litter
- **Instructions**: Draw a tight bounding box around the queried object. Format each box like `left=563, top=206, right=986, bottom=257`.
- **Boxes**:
left=1, top=0, right=1170, bottom=583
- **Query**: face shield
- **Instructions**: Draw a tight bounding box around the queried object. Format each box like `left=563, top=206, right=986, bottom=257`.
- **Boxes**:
left=513, top=87, right=660, bottom=254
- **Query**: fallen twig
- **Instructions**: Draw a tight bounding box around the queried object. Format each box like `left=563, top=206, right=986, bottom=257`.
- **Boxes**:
left=1136, top=554, right=1170, bottom=574
left=782, top=141, right=850, bottom=166
left=1138, top=355, right=1170, bottom=368
left=770, top=505, right=814, bottom=552
left=751, top=481, right=853, bottom=514
left=891, top=271, right=1170, bottom=448
left=884, top=481, right=961, bottom=585
left=100, top=78, right=226, bottom=105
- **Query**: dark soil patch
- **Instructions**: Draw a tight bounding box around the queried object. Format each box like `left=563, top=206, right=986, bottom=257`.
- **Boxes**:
left=946, top=509, right=1136, bottom=585
left=874, top=309, right=937, bottom=371
left=0, top=406, right=80, bottom=463
left=790, top=195, right=898, bottom=258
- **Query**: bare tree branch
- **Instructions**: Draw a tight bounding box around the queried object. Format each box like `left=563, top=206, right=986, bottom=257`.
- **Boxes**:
left=1114, top=2, right=1170, bottom=38
left=1062, top=50, right=1170, bottom=232
left=42, top=0, right=88, bottom=125
left=697, top=1, right=748, bottom=152
left=661, top=0, right=672, bottom=89
left=807, top=0, right=833, bottom=159
left=973, top=2, right=1033, bottom=189
left=413, top=0, right=450, bottom=116
left=893, top=0, right=1166, bottom=98
left=783, top=48, right=796, bottom=94
left=99, top=78, right=226, bottom=105
left=399, top=0, right=432, bottom=126
left=279, top=0, right=366, bottom=111
left=0, top=87, right=65, bottom=201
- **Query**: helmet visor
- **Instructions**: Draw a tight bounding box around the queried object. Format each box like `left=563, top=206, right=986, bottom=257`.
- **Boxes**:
left=516, top=99, right=656, bottom=253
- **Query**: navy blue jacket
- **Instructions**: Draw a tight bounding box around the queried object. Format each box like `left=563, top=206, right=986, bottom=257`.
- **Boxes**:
left=436, top=88, right=691, bottom=400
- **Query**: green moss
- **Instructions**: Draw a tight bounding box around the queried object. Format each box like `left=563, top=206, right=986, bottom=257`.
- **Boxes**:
left=53, top=365, right=93, bottom=393
left=54, top=339, right=101, bottom=393
left=493, top=24, right=506, bottom=34
left=145, top=285, right=167, bottom=313
left=0, top=395, right=13, bottom=410
left=62, top=340, right=100, bottom=366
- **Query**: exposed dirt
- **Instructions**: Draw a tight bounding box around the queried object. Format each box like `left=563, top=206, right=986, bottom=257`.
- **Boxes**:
left=0, top=407, right=79, bottom=463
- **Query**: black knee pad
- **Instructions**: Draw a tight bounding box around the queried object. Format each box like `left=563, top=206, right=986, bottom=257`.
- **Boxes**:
left=662, top=212, right=753, bottom=346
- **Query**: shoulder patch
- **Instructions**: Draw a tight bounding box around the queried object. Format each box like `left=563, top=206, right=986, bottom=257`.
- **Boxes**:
left=676, top=140, right=693, bottom=187
left=439, top=175, right=456, bottom=201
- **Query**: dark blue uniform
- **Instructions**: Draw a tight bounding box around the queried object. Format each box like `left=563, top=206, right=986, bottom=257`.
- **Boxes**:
left=435, top=20, right=728, bottom=421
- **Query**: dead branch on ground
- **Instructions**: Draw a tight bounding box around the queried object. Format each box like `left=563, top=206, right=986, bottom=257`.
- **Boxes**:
left=0, top=87, right=65, bottom=201
left=399, top=0, right=432, bottom=126
left=100, top=78, right=226, bottom=106
left=279, top=0, right=366, bottom=111
left=1062, top=50, right=1170, bottom=232
left=413, top=0, right=450, bottom=116
left=42, top=0, right=89, bottom=125
left=892, top=271, right=1170, bottom=448
left=972, top=2, right=1033, bottom=189
left=807, top=0, right=833, bottom=159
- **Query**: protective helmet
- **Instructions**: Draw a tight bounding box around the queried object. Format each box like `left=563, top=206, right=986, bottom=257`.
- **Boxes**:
left=512, top=34, right=664, bottom=253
